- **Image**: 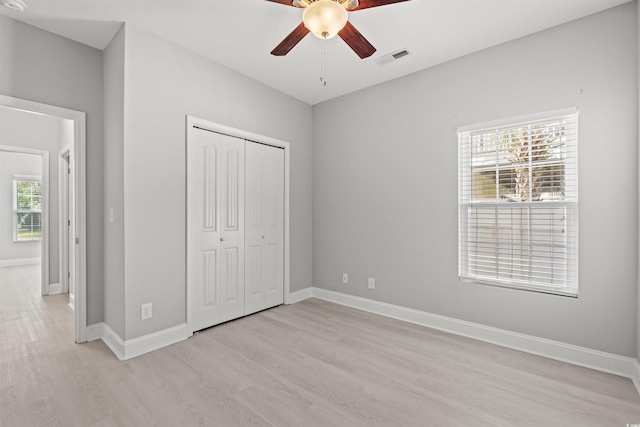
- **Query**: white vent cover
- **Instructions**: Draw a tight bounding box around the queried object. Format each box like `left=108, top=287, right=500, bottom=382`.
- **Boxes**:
left=375, top=49, right=409, bottom=66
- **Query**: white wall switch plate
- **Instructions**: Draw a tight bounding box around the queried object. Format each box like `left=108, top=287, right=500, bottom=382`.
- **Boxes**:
left=343, top=273, right=349, bottom=284
left=141, top=302, right=152, bottom=320
left=368, top=278, right=375, bottom=289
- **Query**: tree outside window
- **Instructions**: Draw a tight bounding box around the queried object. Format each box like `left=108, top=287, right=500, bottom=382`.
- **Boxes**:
left=13, top=178, right=42, bottom=241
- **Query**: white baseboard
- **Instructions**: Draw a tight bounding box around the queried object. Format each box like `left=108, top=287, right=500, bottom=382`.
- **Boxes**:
left=48, top=283, right=61, bottom=295
left=86, top=322, right=188, bottom=361
left=632, top=359, right=640, bottom=397
left=305, top=287, right=639, bottom=392
left=100, top=323, right=126, bottom=359
left=287, top=287, right=313, bottom=304
left=86, top=323, right=103, bottom=342
left=124, top=324, right=188, bottom=360
left=86, top=323, right=125, bottom=359
left=0, top=257, right=40, bottom=268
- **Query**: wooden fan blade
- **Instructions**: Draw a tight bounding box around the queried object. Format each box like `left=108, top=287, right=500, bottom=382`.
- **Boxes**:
left=338, top=21, right=376, bottom=59
left=271, top=22, right=310, bottom=56
left=351, top=0, right=411, bottom=11
left=264, top=0, right=296, bottom=7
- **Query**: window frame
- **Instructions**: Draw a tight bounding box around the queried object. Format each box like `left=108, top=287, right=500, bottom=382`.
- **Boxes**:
left=458, top=107, right=578, bottom=297
left=13, top=174, right=43, bottom=242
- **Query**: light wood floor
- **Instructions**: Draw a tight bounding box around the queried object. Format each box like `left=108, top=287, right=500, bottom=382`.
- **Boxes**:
left=1, top=264, right=639, bottom=426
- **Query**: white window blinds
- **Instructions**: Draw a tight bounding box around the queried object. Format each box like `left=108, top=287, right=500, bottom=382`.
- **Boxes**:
left=458, top=108, right=578, bottom=296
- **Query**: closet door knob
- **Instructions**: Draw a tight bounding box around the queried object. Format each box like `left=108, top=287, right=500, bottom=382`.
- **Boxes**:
left=220, top=237, right=225, bottom=242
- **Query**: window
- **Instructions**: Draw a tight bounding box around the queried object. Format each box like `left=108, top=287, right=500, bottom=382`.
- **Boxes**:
left=13, top=176, right=42, bottom=242
left=458, top=108, right=578, bottom=296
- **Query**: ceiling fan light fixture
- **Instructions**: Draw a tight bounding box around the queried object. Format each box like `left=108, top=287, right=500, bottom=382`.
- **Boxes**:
left=1, top=0, right=27, bottom=12
left=302, top=0, right=348, bottom=40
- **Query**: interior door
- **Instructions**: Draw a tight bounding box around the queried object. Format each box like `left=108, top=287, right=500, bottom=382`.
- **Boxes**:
left=64, top=152, right=75, bottom=306
left=188, top=129, right=245, bottom=332
left=245, top=142, right=284, bottom=315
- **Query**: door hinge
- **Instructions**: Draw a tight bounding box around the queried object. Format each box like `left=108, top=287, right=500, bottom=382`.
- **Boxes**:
left=68, top=220, right=71, bottom=226
left=68, top=168, right=71, bottom=174
left=68, top=271, right=71, bottom=278
left=75, top=237, right=80, bottom=245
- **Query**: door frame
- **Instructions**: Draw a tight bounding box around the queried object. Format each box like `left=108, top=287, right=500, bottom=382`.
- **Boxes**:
left=58, top=147, right=71, bottom=298
left=1, top=95, right=88, bottom=343
left=185, top=115, right=291, bottom=335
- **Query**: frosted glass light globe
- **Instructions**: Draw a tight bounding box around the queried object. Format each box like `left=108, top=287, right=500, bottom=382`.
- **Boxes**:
left=303, top=0, right=348, bottom=40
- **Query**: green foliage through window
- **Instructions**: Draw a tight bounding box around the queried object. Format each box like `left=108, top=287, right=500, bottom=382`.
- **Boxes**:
left=13, top=178, right=42, bottom=241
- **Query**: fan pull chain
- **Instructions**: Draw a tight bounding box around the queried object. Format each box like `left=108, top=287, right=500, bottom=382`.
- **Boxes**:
left=320, top=44, right=327, bottom=86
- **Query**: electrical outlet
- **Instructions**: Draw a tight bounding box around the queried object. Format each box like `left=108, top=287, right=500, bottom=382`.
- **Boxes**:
left=141, top=303, right=152, bottom=320
left=368, top=278, right=375, bottom=289
left=343, top=273, right=349, bottom=284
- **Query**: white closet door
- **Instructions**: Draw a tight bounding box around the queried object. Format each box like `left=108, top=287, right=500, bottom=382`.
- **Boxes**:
left=245, top=142, right=284, bottom=315
left=188, top=129, right=245, bottom=332
left=219, top=136, right=245, bottom=323
left=263, top=145, right=285, bottom=308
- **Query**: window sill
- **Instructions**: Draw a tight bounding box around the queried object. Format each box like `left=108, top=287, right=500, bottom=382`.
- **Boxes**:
left=459, top=276, right=578, bottom=298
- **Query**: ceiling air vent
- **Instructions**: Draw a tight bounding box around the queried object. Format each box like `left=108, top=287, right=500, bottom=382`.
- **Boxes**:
left=375, top=49, right=410, bottom=66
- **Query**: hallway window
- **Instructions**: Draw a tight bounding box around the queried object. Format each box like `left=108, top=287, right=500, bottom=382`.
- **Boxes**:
left=13, top=176, right=42, bottom=242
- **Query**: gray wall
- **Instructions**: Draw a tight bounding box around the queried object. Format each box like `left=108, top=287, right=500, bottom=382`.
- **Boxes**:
left=0, top=16, right=104, bottom=324
left=0, top=151, right=41, bottom=262
left=103, top=25, right=126, bottom=338
left=110, top=24, right=312, bottom=340
left=313, top=3, right=638, bottom=357
left=0, top=107, right=67, bottom=274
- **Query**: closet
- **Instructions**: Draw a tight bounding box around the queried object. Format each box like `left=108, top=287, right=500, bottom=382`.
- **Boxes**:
left=187, top=126, right=285, bottom=333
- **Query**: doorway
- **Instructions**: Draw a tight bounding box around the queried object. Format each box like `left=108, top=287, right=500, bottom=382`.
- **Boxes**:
left=0, top=95, right=87, bottom=343
left=0, top=148, right=49, bottom=291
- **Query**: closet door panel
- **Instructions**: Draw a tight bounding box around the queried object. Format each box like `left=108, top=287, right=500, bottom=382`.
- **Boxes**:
left=189, top=130, right=222, bottom=331
left=219, top=138, right=245, bottom=323
left=245, top=142, right=285, bottom=315
left=264, top=146, right=285, bottom=308
left=244, top=142, right=266, bottom=315
left=189, top=129, right=245, bottom=331
left=245, top=245, right=264, bottom=310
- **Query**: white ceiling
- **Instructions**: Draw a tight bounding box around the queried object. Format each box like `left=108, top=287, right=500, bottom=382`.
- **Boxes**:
left=0, top=0, right=631, bottom=105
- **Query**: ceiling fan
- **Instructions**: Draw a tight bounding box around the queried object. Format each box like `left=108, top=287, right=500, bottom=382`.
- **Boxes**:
left=266, top=0, right=411, bottom=59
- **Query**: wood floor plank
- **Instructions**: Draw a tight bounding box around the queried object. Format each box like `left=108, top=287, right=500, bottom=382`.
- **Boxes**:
left=1, top=264, right=639, bottom=426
